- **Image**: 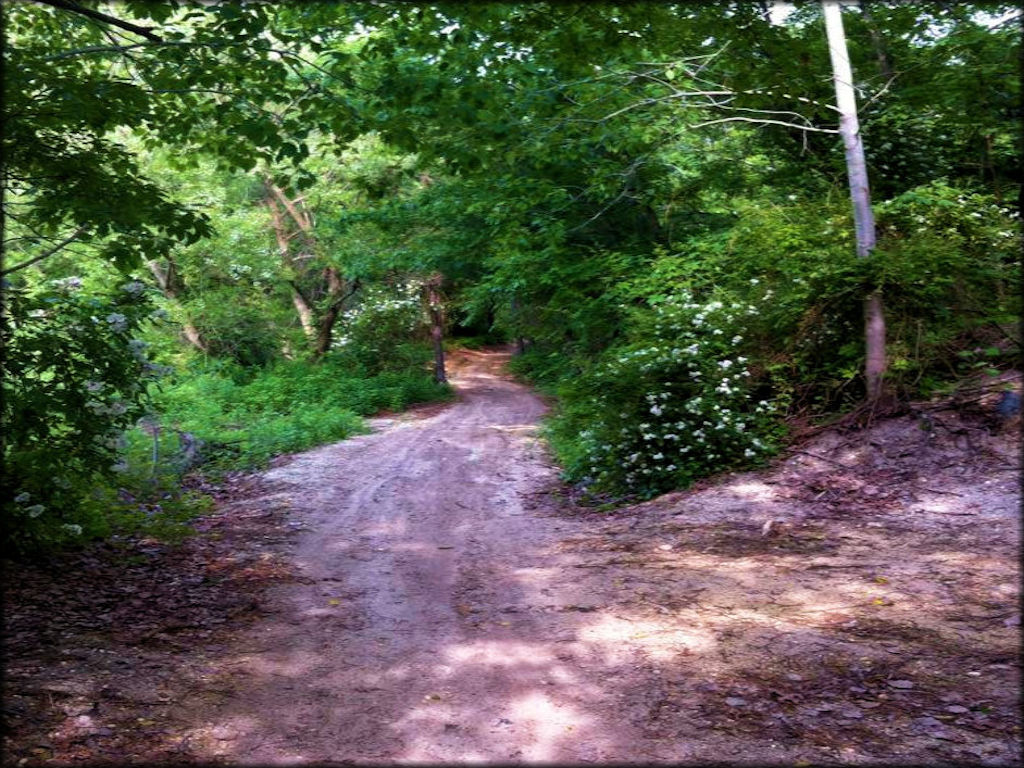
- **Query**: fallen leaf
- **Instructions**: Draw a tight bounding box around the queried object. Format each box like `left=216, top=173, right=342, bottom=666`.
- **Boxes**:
left=328, top=598, right=341, bottom=606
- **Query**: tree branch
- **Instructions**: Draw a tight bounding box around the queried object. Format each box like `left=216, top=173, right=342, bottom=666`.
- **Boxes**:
left=688, top=116, right=840, bottom=133
left=32, top=0, right=162, bottom=42
left=1, top=226, right=90, bottom=275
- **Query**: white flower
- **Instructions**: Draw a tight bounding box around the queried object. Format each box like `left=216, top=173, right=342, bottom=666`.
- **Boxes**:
left=15, top=492, right=31, bottom=503
left=121, top=281, right=145, bottom=295
left=105, top=313, right=128, bottom=331
left=26, top=504, right=45, bottom=518
left=718, top=359, right=733, bottom=369
left=731, top=335, right=742, bottom=344
left=653, top=452, right=664, bottom=460
left=744, top=448, right=756, bottom=458
left=749, top=278, right=760, bottom=285
left=62, top=524, right=83, bottom=535
left=53, top=276, right=83, bottom=291
left=650, top=405, right=663, bottom=416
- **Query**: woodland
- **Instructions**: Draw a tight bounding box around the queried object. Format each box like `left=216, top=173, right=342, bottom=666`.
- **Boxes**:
left=3, top=0, right=1019, bottom=550
left=2, top=1, right=1022, bottom=764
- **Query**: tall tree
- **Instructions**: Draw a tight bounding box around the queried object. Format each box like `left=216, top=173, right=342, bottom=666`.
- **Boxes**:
left=823, top=0, right=886, bottom=401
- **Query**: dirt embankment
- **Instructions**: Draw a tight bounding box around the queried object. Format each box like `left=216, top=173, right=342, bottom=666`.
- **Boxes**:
left=3, top=350, right=1020, bottom=765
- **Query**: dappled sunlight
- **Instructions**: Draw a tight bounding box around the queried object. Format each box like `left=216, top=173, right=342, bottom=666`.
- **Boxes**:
left=443, top=639, right=557, bottom=667
left=507, top=692, right=592, bottom=762
left=394, top=689, right=592, bottom=763
left=574, top=613, right=715, bottom=661
left=728, top=480, right=782, bottom=502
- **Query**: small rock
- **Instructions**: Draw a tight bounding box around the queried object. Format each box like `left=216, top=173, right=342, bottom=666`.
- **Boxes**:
left=946, top=705, right=970, bottom=714
left=913, top=716, right=944, bottom=729
left=725, top=697, right=747, bottom=707
left=887, top=679, right=914, bottom=689
left=657, top=544, right=673, bottom=551
left=785, top=673, right=803, bottom=682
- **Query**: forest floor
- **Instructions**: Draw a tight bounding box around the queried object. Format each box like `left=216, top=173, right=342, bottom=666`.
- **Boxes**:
left=3, top=349, right=1020, bottom=765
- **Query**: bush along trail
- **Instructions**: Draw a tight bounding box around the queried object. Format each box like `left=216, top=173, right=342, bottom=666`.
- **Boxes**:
left=5, top=350, right=1019, bottom=765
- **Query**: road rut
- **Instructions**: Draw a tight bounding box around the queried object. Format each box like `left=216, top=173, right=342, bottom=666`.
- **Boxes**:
left=190, top=349, right=653, bottom=763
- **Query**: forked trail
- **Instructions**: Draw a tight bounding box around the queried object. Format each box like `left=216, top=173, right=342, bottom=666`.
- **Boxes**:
left=187, top=349, right=664, bottom=763
left=183, top=349, right=1020, bottom=765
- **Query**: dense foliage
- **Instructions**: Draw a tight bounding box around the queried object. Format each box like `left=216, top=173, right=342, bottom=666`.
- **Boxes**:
left=2, top=1, right=1019, bottom=547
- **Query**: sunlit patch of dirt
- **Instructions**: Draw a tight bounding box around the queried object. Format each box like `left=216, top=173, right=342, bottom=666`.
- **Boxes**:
left=547, top=394, right=1020, bottom=764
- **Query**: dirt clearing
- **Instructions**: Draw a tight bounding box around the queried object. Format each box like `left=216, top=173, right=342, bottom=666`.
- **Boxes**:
left=4, top=350, right=1020, bottom=765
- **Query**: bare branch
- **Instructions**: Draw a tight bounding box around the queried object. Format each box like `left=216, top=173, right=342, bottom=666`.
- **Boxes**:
left=1, top=225, right=90, bottom=275
left=688, top=116, right=840, bottom=133
left=32, top=0, right=162, bottom=42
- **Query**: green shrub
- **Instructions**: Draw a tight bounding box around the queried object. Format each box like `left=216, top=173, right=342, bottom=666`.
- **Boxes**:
left=547, top=290, right=783, bottom=499
left=1, top=277, right=171, bottom=551
left=150, top=350, right=451, bottom=471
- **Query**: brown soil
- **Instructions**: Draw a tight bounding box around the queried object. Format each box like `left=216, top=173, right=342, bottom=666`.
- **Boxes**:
left=3, top=349, right=1020, bottom=765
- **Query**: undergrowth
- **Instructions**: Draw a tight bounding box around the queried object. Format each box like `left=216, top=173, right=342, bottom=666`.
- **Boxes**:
left=149, top=354, right=452, bottom=472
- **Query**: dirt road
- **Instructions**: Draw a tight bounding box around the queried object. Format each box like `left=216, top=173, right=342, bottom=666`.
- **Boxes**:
left=187, top=349, right=665, bottom=763
left=180, top=350, right=1020, bottom=765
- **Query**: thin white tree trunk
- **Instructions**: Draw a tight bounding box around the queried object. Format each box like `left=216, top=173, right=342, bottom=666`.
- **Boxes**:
left=823, top=0, right=887, bottom=400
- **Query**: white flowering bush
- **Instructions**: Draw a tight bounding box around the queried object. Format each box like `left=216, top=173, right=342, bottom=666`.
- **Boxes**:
left=1, top=277, right=170, bottom=549
left=332, top=280, right=431, bottom=373
left=549, top=291, right=782, bottom=498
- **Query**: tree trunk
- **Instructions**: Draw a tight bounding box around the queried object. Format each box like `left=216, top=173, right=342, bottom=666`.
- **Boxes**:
left=312, top=267, right=347, bottom=359
left=426, top=274, right=447, bottom=384
left=823, top=0, right=887, bottom=401
left=265, top=193, right=317, bottom=339
left=860, top=0, right=895, bottom=81
left=146, top=258, right=209, bottom=354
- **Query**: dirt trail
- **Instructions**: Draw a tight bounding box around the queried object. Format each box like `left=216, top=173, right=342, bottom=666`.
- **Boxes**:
left=185, top=349, right=661, bottom=763
left=176, top=350, right=1020, bottom=765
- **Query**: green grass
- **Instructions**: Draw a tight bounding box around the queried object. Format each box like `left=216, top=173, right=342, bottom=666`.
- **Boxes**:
left=145, top=355, right=453, bottom=472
